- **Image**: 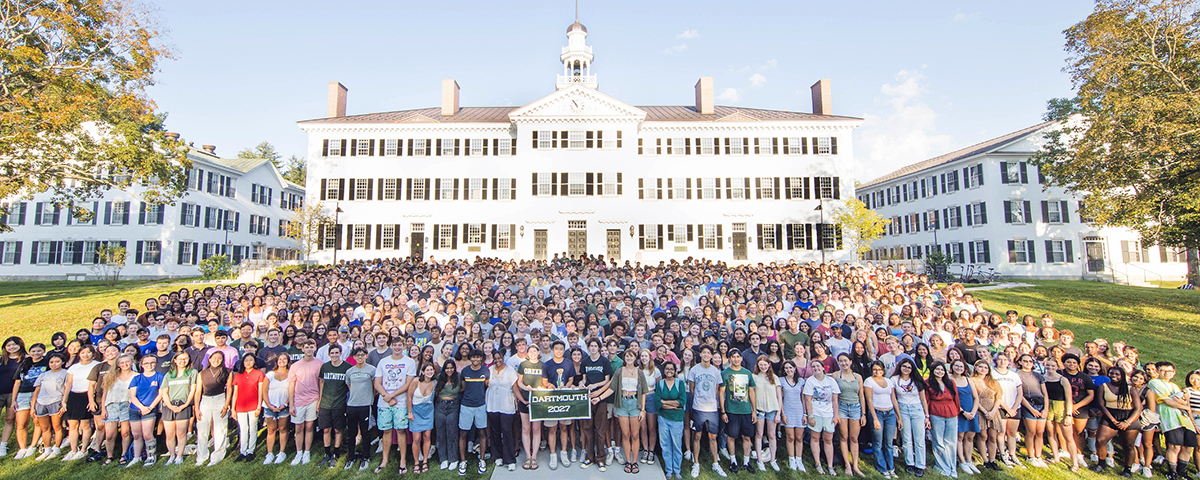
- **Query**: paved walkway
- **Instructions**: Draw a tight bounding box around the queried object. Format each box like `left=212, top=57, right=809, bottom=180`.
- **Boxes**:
left=964, top=282, right=1036, bottom=291
left=492, top=449, right=665, bottom=480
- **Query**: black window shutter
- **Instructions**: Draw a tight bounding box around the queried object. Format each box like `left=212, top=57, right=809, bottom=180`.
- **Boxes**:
left=832, top=177, right=840, bottom=199
left=782, top=138, right=790, bottom=154
left=1065, top=240, right=1073, bottom=262
left=339, top=139, right=347, bottom=156
left=1003, top=201, right=1012, bottom=223
left=135, top=240, right=144, bottom=264
left=1060, top=200, right=1070, bottom=223
left=639, top=225, right=645, bottom=250
left=453, top=178, right=460, bottom=200
left=1045, top=240, right=1054, bottom=263
left=667, top=225, right=674, bottom=242
left=755, top=177, right=762, bottom=199
left=349, top=139, right=357, bottom=156
left=156, top=205, right=164, bottom=225
left=406, top=179, right=413, bottom=200
left=532, top=173, right=539, bottom=196
left=560, top=173, right=568, bottom=196
left=1027, top=240, right=1036, bottom=263
left=322, top=139, right=329, bottom=156
left=479, top=224, right=486, bottom=246
left=320, top=179, right=327, bottom=200
left=367, top=179, right=374, bottom=200
left=369, top=139, right=376, bottom=156
left=451, top=224, right=458, bottom=249
left=393, top=224, right=401, bottom=249
left=773, top=177, right=780, bottom=199
left=717, top=224, right=723, bottom=249
left=980, top=202, right=988, bottom=224
left=334, top=224, right=342, bottom=250
left=424, top=179, right=431, bottom=200
left=491, top=225, right=498, bottom=249
left=586, top=173, right=594, bottom=196
left=969, top=242, right=976, bottom=264
left=757, top=224, right=764, bottom=249
left=687, top=224, right=694, bottom=242
left=34, top=203, right=42, bottom=225
left=966, top=206, right=974, bottom=226
left=657, top=225, right=664, bottom=250
left=784, top=178, right=792, bottom=199
left=454, top=139, right=460, bottom=156
left=347, top=178, right=356, bottom=201
left=1020, top=162, right=1029, bottom=183
left=831, top=137, right=838, bottom=154
left=1023, top=201, right=1032, bottom=223
left=178, top=242, right=186, bottom=265
left=192, top=243, right=199, bottom=264
left=432, top=224, right=439, bottom=250
left=1000, top=162, right=1009, bottom=184
left=616, top=173, right=622, bottom=195
left=338, top=179, right=345, bottom=200
left=786, top=224, right=795, bottom=250
left=374, top=224, right=382, bottom=249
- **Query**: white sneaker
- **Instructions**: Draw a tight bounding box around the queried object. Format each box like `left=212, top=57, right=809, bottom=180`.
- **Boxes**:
left=263, top=452, right=274, bottom=465
left=549, top=451, right=558, bottom=470
left=34, top=449, right=50, bottom=461
left=684, top=450, right=692, bottom=462
left=1132, top=463, right=1142, bottom=473
left=1091, top=454, right=1100, bottom=463
left=291, top=452, right=304, bottom=466
left=12, top=448, right=26, bottom=460
left=770, top=460, right=780, bottom=472
left=302, top=451, right=311, bottom=464
left=126, top=457, right=142, bottom=467
left=1107, top=457, right=1116, bottom=468
left=195, top=457, right=207, bottom=467
left=1154, top=456, right=1166, bottom=465
left=570, top=449, right=578, bottom=464
left=750, top=450, right=758, bottom=460
left=797, top=458, right=808, bottom=472
left=720, top=449, right=732, bottom=461
left=376, top=444, right=383, bottom=454
left=560, top=450, right=570, bottom=468
left=448, top=461, right=458, bottom=471
left=1143, top=466, right=1154, bottom=478
left=509, top=463, right=516, bottom=471
left=441, top=460, right=449, bottom=470
left=606, top=447, right=615, bottom=466
left=712, top=462, right=727, bottom=477
left=757, top=461, right=766, bottom=472
left=692, top=463, right=701, bottom=478
left=0, top=443, right=8, bottom=457
left=273, top=452, right=285, bottom=464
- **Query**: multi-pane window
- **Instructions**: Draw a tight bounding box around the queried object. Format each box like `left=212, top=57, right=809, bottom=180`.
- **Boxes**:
left=385, top=139, right=399, bottom=156
left=352, top=224, right=366, bottom=249
left=1046, top=200, right=1063, bottom=223
left=701, top=224, right=717, bottom=249
left=328, top=139, right=342, bottom=156
left=1004, top=162, right=1022, bottom=183
left=816, top=137, right=832, bottom=154
left=537, top=173, right=553, bottom=196
left=1011, top=239, right=1029, bottom=263
left=538, top=131, right=553, bottom=149
left=968, top=164, right=984, bottom=187
left=39, top=203, right=56, bottom=224
left=497, top=138, right=512, bottom=156
left=441, top=139, right=456, bottom=156
left=325, top=180, right=340, bottom=200
left=82, top=241, right=96, bottom=264
left=468, top=178, right=483, bottom=200
left=817, top=177, right=834, bottom=199
left=701, top=178, right=717, bottom=200
left=790, top=224, right=805, bottom=250
left=145, top=204, right=162, bottom=225
left=568, top=173, right=586, bottom=196
left=730, top=137, right=744, bottom=155
left=788, top=177, right=804, bottom=198
left=356, top=140, right=371, bottom=156
left=380, top=225, right=395, bottom=249
left=947, top=207, right=962, bottom=228
left=143, top=241, right=162, bottom=264
left=969, top=202, right=986, bottom=225
left=382, top=179, right=398, bottom=200
left=324, top=225, right=338, bottom=248
left=470, top=138, right=483, bottom=156
left=701, top=138, right=715, bottom=155
left=355, top=179, right=369, bottom=200
left=672, top=178, right=687, bottom=200
left=787, top=137, right=803, bottom=155
left=759, top=137, right=773, bottom=154
left=466, top=223, right=483, bottom=244
left=497, top=178, right=513, bottom=200
left=36, top=241, right=53, bottom=264
left=568, top=131, right=585, bottom=149
left=759, top=177, right=775, bottom=199
left=413, top=139, right=427, bottom=156
left=644, top=225, right=658, bottom=249
left=1048, top=240, right=1067, bottom=263
left=762, top=224, right=777, bottom=250
left=180, top=242, right=193, bottom=265
left=729, top=179, right=746, bottom=200
left=439, top=178, right=455, bottom=200
left=949, top=242, right=964, bottom=263
left=2, top=242, right=17, bottom=264
left=822, top=225, right=837, bottom=250
left=602, top=173, right=618, bottom=196
left=408, top=178, right=424, bottom=201
left=672, top=138, right=686, bottom=155
left=674, top=224, right=688, bottom=244
left=439, top=224, right=453, bottom=249
left=497, top=224, right=512, bottom=249
left=1010, top=201, right=1026, bottom=224
left=972, top=241, right=991, bottom=263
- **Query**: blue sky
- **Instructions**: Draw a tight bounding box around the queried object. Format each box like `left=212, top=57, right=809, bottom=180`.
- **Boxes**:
left=147, top=0, right=1094, bottom=181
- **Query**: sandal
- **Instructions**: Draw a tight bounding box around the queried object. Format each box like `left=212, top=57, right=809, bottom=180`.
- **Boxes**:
left=531, top=459, right=539, bottom=470
left=625, top=463, right=634, bottom=474
left=631, top=463, right=640, bottom=474
left=398, top=466, right=408, bottom=475
left=103, top=458, right=113, bottom=466
left=374, top=465, right=385, bottom=474
left=523, top=459, right=532, bottom=470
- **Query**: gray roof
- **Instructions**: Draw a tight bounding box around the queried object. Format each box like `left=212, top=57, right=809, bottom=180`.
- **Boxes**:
left=860, top=120, right=1054, bottom=189
left=297, top=105, right=862, bottom=125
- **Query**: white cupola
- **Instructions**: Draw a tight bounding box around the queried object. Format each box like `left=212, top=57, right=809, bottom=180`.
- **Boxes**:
left=557, top=20, right=596, bottom=90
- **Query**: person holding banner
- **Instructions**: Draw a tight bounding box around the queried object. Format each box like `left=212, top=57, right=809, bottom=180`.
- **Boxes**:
left=611, top=348, right=648, bottom=474
left=487, top=349, right=518, bottom=471
left=516, top=343, right=545, bottom=470
left=542, top=341, right=575, bottom=470
left=657, top=361, right=688, bottom=479
left=579, top=338, right=613, bottom=471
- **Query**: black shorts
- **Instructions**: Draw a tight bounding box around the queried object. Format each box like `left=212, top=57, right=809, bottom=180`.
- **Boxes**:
left=161, top=404, right=192, bottom=421
left=65, top=392, right=91, bottom=421
left=1100, top=408, right=1141, bottom=431
left=1165, top=427, right=1199, bottom=448
left=318, top=407, right=347, bottom=431
left=724, top=412, right=754, bottom=439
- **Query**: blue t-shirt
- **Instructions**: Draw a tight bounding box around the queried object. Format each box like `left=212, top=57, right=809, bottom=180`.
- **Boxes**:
left=138, top=342, right=157, bottom=357
left=130, top=371, right=165, bottom=408
left=460, top=365, right=489, bottom=408
left=542, top=358, right=576, bottom=389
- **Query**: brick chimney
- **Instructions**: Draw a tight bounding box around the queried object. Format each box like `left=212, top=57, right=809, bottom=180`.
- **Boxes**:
left=695, top=77, right=714, bottom=115
left=442, top=79, right=460, bottom=116
left=327, top=82, right=347, bottom=118
left=811, top=79, right=831, bottom=115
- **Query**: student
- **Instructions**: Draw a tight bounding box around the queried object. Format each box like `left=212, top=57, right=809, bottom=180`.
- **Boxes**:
left=638, top=349, right=660, bottom=466
left=486, top=349, right=519, bottom=471
left=230, top=352, right=265, bottom=463
left=750, top=356, right=780, bottom=472
left=578, top=338, right=613, bottom=470
left=950, top=359, right=981, bottom=474
left=542, top=341, right=574, bottom=470
left=161, top=350, right=197, bottom=466
left=408, top=362, right=437, bottom=474
left=687, top=344, right=726, bottom=478
left=893, top=358, right=929, bottom=476
left=1095, top=366, right=1142, bottom=476
left=657, top=361, right=687, bottom=480
left=11, top=343, right=47, bottom=460
left=1017, top=353, right=1050, bottom=467
left=31, top=354, right=68, bottom=460
left=865, top=360, right=900, bottom=478
left=515, top=343, right=545, bottom=470
left=1043, top=356, right=1080, bottom=471
left=128, top=355, right=163, bottom=466
left=1147, top=362, right=1198, bottom=480
left=459, top=349, right=490, bottom=475
left=194, top=349, right=231, bottom=466
left=834, top=353, right=866, bottom=477
left=434, top=359, right=462, bottom=471
left=803, top=357, right=841, bottom=476
left=612, top=348, right=648, bottom=474
left=99, top=354, right=135, bottom=465
left=288, top=339, right=322, bottom=465
left=374, top=335, right=416, bottom=474
left=927, top=362, right=960, bottom=478
left=262, top=353, right=291, bottom=465
left=316, top=343, right=350, bottom=468
left=87, top=344, right=120, bottom=462
left=343, top=348, right=376, bottom=471
left=62, top=346, right=98, bottom=461
left=991, top=354, right=1023, bottom=467
left=1061, top=353, right=1096, bottom=467
left=719, top=350, right=757, bottom=474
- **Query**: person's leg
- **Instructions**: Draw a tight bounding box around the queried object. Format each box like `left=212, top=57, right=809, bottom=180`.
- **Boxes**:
left=14, top=409, right=30, bottom=451
left=210, top=399, right=229, bottom=462
left=823, top=430, right=837, bottom=470
left=163, top=420, right=177, bottom=460
left=899, top=405, right=916, bottom=469
left=872, top=412, right=886, bottom=472
left=767, top=418, right=778, bottom=465
left=103, top=420, right=117, bottom=460
left=459, top=428, right=469, bottom=463
left=848, top=420, right=862, bottom=474
left=1097, top=425, right=1118, bottom=466
left=885, top=412, right=898, bottom=472
left=520, top=413, right=533, bottom=461
left=1023, top=419, right=1041, bottom=461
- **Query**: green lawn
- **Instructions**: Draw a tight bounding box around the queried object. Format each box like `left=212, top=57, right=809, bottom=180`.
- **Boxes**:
left=0, top=280, right=1197, bottom=480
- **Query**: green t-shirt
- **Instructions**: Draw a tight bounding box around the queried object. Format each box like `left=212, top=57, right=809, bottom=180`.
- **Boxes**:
left=318, top=361, right=352, bottom=409
left=518, top=360, right=545, bottom=389
left=779, top=330, right=810, bottom=359
left=287, top=346, right=305, bottom=363
left=164, top=370, right=197, bottom=405
left=721, top=367, right=756, bottom=415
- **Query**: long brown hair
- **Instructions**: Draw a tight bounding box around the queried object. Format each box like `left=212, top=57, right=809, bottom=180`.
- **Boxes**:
left=0, top=336, right=26, bottom=366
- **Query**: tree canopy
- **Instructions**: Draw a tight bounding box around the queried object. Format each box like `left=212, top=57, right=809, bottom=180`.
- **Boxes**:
left=238, top=141, right=305, bottom=186
left=831, top=198, right=889, bottom=261
left=1037, top=0, right=1200, bottom=284
left=0, top=0, right=186, bottom=230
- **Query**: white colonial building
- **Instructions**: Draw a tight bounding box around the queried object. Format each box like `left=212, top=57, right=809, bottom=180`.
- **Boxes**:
left=299, top=21, right=863, bottom=265
left=857, top=122, right=1187, bottom=284
left=0, top=146, right=305, bottom=280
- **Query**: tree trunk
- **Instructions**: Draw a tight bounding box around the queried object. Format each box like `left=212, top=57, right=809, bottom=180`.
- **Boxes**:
left=1187, top=241, right=1199, bottom=287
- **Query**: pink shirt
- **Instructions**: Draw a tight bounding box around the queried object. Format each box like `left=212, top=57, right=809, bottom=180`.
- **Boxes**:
left=288, top=358, right=322, bottom=406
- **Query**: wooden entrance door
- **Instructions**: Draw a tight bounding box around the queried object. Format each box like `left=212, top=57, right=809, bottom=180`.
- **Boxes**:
left=606, top=229, right=621, bottom=261
left=732, top=232, right=748, bottom=260
left=533, top=230, right=547, bottom=261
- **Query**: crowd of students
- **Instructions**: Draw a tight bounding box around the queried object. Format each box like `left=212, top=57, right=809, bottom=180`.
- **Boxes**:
left=0, top=256, right=1197, bottom=480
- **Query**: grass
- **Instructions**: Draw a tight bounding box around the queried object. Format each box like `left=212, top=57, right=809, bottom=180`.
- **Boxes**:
left=0, top=280, right=1197, bottom=480
left=1147, top=280, right=1186, bottom=289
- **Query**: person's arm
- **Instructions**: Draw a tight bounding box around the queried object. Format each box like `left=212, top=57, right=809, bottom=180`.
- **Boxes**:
left=718, top=382, right=727, bottom=418
left=747, top=378, right=757, bottom=413
left=512, top=378, right=525, bottom=404
left=100, top=384, right=110, bottom=419
left=865, top=383, right=879, bottom=428
left=964, top=380, right=979, bottom=419
left=1124, top=388, right=1143, bottom=430
left=260, top=374, right=270, bottom=414
left=1075, top=380, right=1095, bottom=414
left=62, top=373, right=73, bottom=410
left=289, top=373, right=298, bottom=415
left=1035, top=382, right=1049, bottom=417
left=1062, top=379, right=1074, bottom=425
left=775, top=383, right=784, bottom=419
left=803, top=389, right=816, bottom=427
left=890, top=385, right=901, bottom=431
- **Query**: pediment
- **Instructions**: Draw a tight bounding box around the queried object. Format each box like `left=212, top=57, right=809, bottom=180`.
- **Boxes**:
left=714, top=111, right=759, bottom=123
left=396, top=113, right=439, bottom=123
left=509, top=85, right=646, bottom=121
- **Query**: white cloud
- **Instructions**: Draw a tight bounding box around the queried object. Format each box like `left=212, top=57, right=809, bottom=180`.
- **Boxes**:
left=716, top=87, right=740, bottom=102
left=664, top=43, right=688, bottom=54
left=749, top=73, right=767, bottom=88
left=760, top=59, right=777, bottom=70
left=952, top=12, right=980, bottom=22
left=676, top=29, right=700, bottom=39
left=854, top=69, right=956, bottom=182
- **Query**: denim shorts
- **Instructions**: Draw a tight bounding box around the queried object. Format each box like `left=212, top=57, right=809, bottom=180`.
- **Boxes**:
left=459, top=404, right=487, bottom=430
left=645, top=393, right=659, bottom=415
left=691, top=410, right=719, bottom=433
left=104, top=402, right=130, bottom=423
left=756, top=410, right=777, bottom=421
left=810, top=415, right=836, bottom=433
left=263, top=406, right=289, bottom=419
left=615, top=398, right=642, bottom=418
left=839, top=402, right=863, bottom=420
left=15, top=392, right=32, bottom=411
left=129, top=405, right=157, bottom=422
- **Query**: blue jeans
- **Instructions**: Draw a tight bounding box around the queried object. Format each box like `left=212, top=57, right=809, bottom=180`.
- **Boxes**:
left=898, top=402, right=927, bottom=468
left=658, top=417, right=684, bottom=475
left=930, top=415, right=959, bottom=477
left=873, top=408, right=897, bottom=473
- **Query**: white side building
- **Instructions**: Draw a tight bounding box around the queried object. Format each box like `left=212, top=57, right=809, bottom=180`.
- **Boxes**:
left=0, top=146, right=306, bottom=280
left=857, top=122, right=1187, bottom=284
left=299, top=21, right=864, bottom=265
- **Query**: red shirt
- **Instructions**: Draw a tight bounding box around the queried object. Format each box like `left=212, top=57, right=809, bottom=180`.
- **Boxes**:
left=231, top=369, right=265, bottom=413
left=927, top=385, right=959, bottom=418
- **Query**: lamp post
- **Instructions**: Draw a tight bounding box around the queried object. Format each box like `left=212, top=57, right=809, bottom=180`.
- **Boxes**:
left=331, top=205, right=343, bottom=266
left=816, top=199, right=825, bottom=264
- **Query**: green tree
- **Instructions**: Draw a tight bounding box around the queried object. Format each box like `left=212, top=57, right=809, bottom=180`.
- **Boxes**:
left=89, top=244, right=127, bottom=286
left=830, top=198, right=889, bottom=261
left=198, top=254, right=234, bottom=280
left=1036, top=0, right=1200, bottom=285
left=0, top=0, right=185, bottom=232
left=280, top=155, right=307, bottom=185
left=237, top=141, right=282, bottom=168
left=285, top=201, right=330, bottom=267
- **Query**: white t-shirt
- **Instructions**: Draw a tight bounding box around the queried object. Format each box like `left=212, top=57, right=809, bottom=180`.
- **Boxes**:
left=803, top=375, right=841, bottom=418
left=893, top=376, right=923, bottom=405
left=686, top=364, right=723, bottom=413
left=827, top=337, right=852, bottom=358
left=67, top=362, right=97, bottom=393
left=864, top=376, right=896, bottom=410
left=992, top=369, right=1023, bottom=410
left=374, top=355, right=417, bottom=409
left=486, top=366, right=519, bottom=414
